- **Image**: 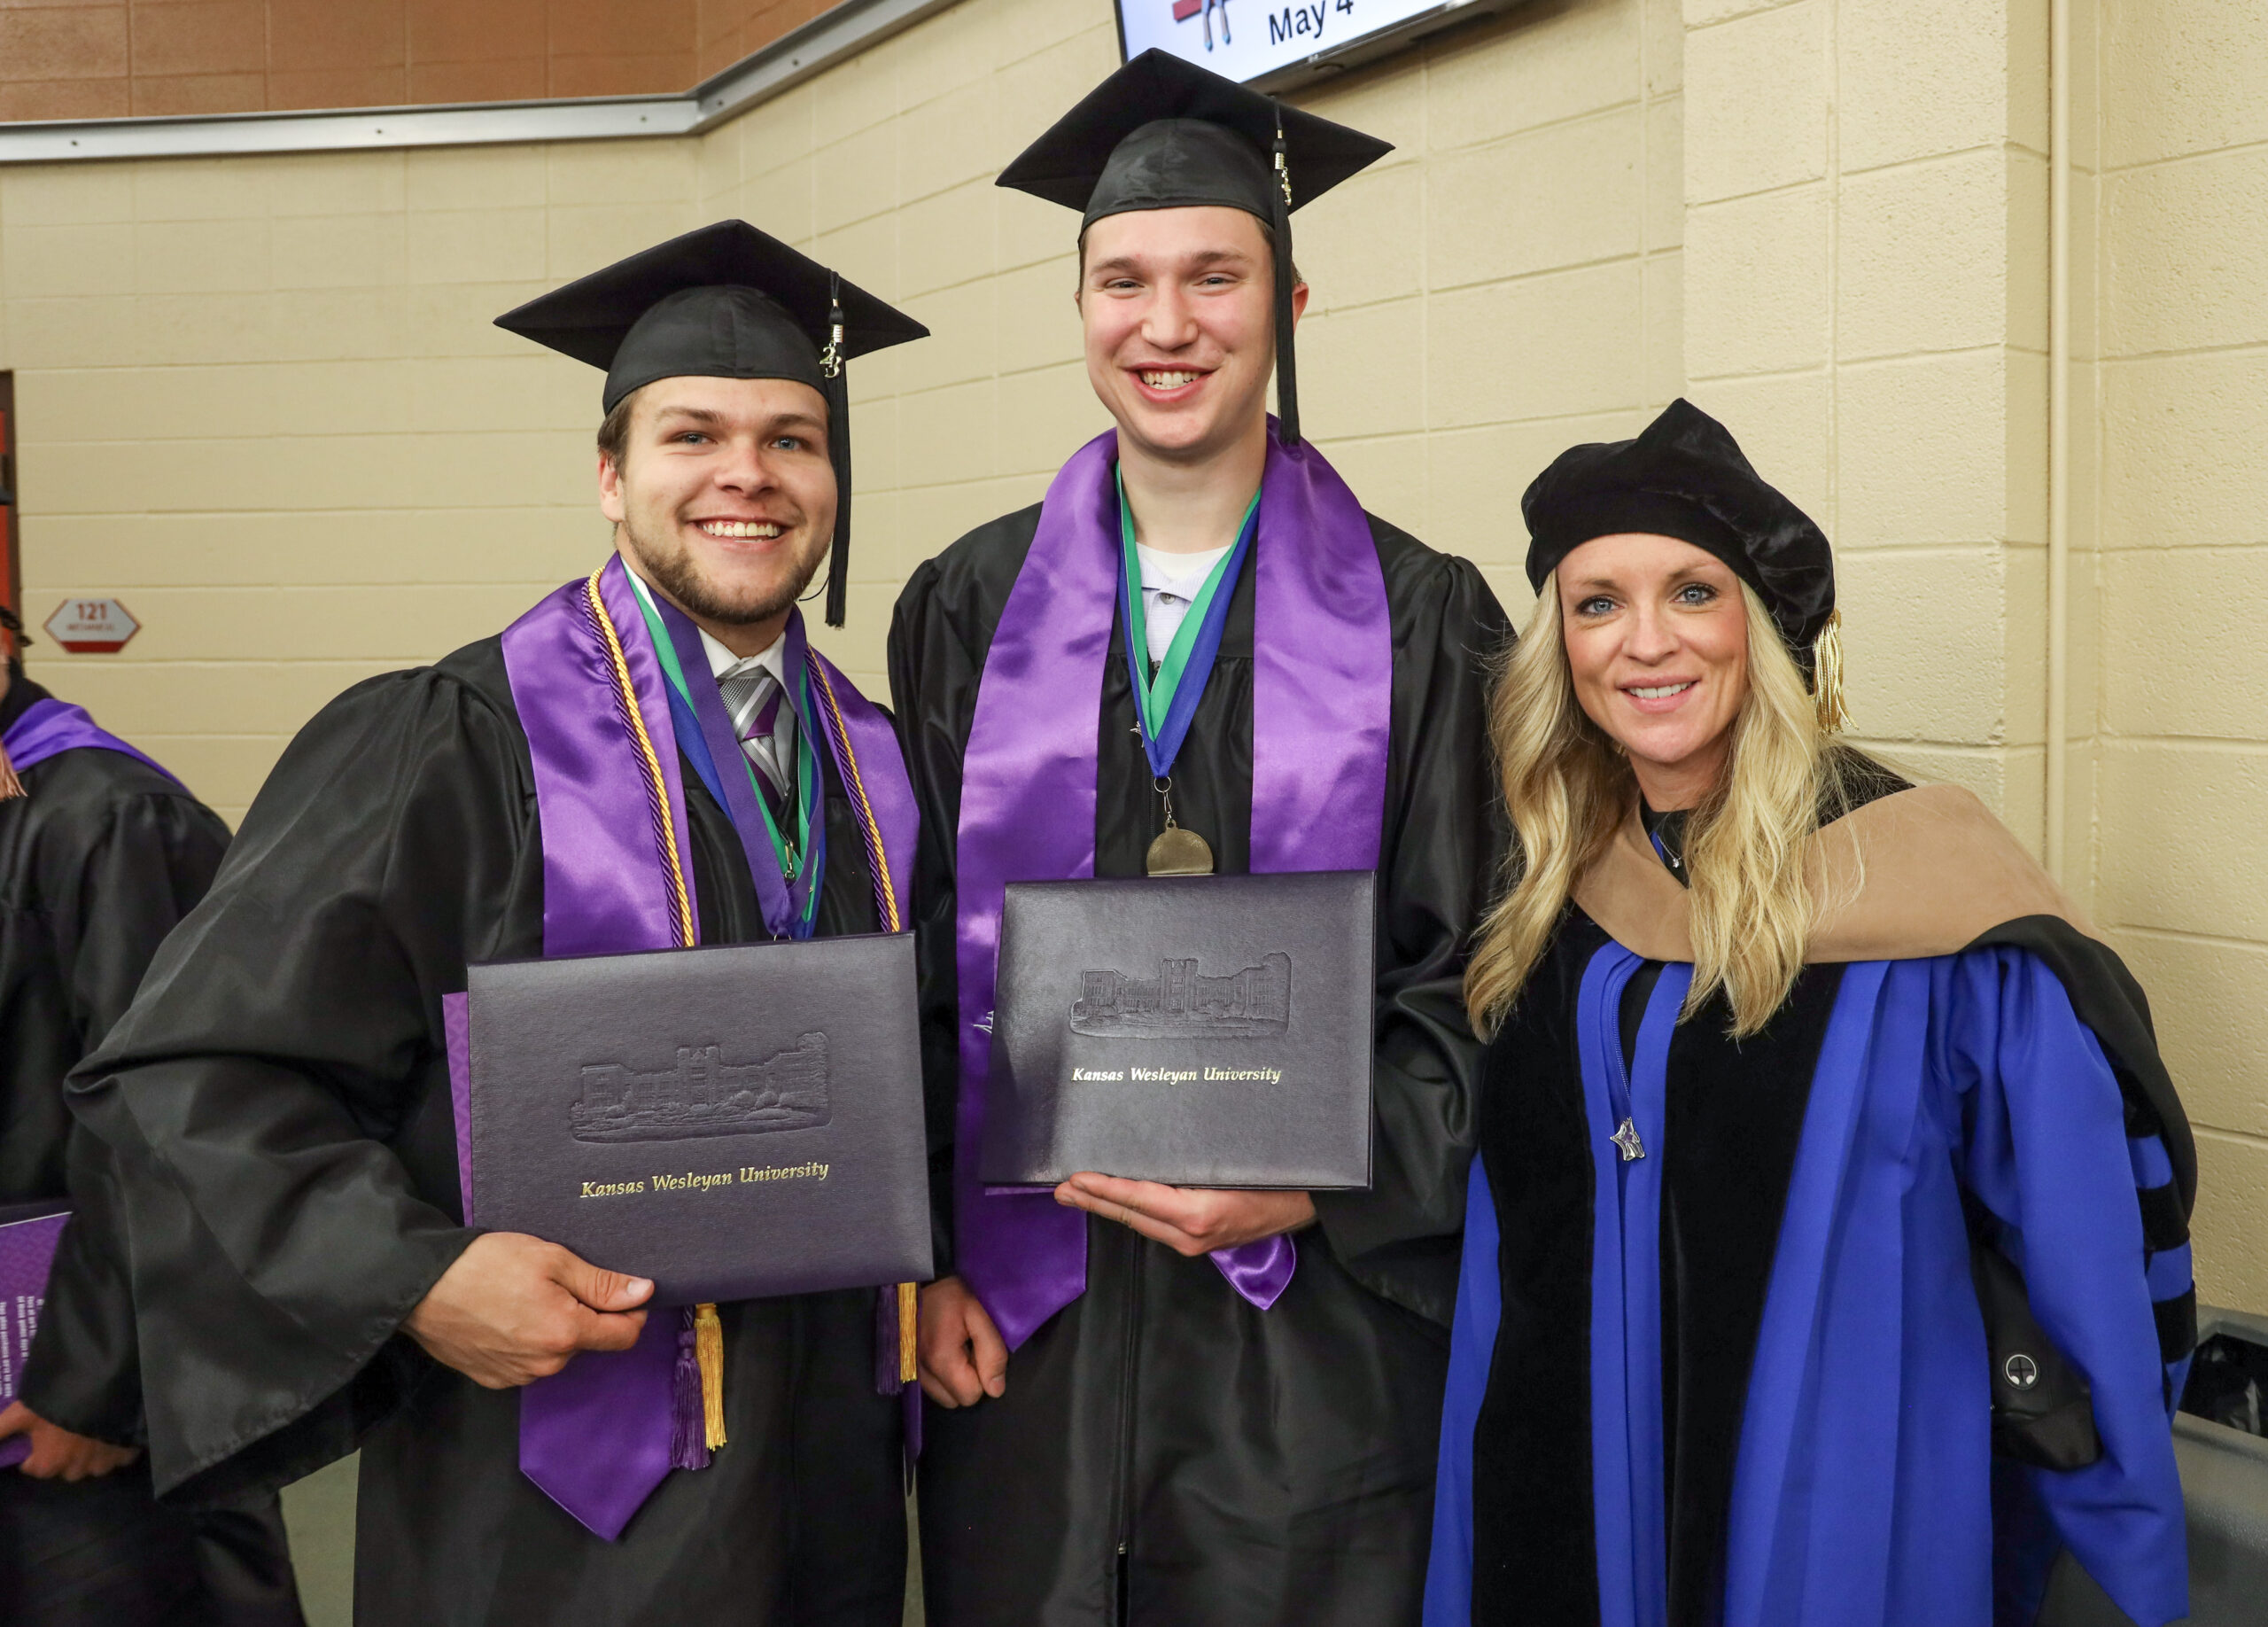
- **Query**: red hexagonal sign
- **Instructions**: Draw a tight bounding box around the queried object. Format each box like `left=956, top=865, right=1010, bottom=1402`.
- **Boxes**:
left=43, top=598, right=140, bottom=654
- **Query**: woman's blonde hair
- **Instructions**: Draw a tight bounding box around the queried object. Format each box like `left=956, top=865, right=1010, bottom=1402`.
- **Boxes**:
left=1465, top=577, right=1857, bottom=1039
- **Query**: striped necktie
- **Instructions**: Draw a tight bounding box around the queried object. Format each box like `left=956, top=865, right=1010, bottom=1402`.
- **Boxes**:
left=717, top=660, right=796, bottom=816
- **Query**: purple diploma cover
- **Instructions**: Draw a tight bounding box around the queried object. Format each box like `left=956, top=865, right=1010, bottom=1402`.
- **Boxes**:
left=454, top=933, right=931, bottom=1306
left=0, top=1203, right=72, bottom=1470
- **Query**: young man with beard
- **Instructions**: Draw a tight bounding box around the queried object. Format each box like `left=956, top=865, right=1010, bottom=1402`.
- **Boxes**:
left=889, top=51, right=1509, bottom=1626
left=0, top=619, right=303, bottom=1625
left=59, top=222, right=927, bottom=1625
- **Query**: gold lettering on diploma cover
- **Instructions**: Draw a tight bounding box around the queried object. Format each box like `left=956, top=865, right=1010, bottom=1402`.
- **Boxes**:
left=1068, top=1065, right=1286, bottom=1086
left=579, top=1164, right=830, bottom=1199
left=738, top=1162, right=829, bottom=1184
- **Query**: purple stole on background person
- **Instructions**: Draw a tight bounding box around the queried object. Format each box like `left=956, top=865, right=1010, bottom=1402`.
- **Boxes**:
left=953, top=427, right=1393, bottom=1351
left=1, top=697, right=180, bottom=785
left=473, top=554, right=917, bottom=1541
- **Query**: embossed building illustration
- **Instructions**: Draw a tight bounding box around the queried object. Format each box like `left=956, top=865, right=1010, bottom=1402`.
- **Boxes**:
left=571, top=1033, right=831, bottom=1143
left=1070, top=953, right=1291, bottom=1038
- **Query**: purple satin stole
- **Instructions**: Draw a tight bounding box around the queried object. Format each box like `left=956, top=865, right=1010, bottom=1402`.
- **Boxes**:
left=2, top=697, right=180, bottom=783
left=489, top=555, right=917, bottom=1540
left=953, top=428, right=1392, bottom=1351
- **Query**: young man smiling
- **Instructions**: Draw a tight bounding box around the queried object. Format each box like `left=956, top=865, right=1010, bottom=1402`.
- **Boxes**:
left=889, top=52, right=1510, bottom=1627
left=60, top=223, right=926, bottom=1625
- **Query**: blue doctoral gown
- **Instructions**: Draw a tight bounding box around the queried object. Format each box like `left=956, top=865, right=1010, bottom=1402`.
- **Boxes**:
left=1425, top=794, right=2194, bottom=1627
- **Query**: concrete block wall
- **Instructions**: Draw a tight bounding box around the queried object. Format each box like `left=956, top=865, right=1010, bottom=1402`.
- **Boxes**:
left=4, top=0, right=1680, bottom=816
left=692, top=0, right=1688, bottom=682
left=2086, top=0, right=2268, bottom=1312
left=1679, top=0, right=2052, bottom=843
left=0, top=141, right=702, bottom=821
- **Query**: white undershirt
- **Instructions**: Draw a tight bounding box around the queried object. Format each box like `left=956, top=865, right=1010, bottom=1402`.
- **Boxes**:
left=1135, top=542, right=1233, bottom=669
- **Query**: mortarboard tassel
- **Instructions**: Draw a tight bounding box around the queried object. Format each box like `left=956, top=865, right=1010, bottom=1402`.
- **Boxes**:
left=821, top=273, right=852, bottom=628
left=1811, top=609, right=1851, bottom=735
left=695, top=1301, right=727, bottom=1451
left=670, top=1306, right=711, bottom=1469
left=1270, top=108, right=1300, bottom=448
left=0, top=607, right=24, bottom=798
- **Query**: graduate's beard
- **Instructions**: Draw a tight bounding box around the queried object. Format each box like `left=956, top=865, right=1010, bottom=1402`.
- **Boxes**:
left=618, top=515, right=828, bottom=629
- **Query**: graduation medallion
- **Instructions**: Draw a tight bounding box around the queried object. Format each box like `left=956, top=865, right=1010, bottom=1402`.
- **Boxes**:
left=1145, top=771, right=1214, bottom=876
left=1146, top=824, right=1215, bottom=876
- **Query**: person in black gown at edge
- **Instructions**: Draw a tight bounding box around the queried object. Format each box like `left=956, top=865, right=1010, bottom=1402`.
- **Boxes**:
left=0, top=612, right=305, bottom=1624
left=52, top=223, right=928, bottom=1625
left=1423, top=399, right=2194, bottom=1626
left=890, top=50, right=1508, bottom=1627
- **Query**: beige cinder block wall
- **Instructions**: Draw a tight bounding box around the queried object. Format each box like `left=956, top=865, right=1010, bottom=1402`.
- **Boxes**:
left=1678, top=0, right=2266, bottom=1312
left=702, top=0, right=1689, bottom=679
left=0, top=143, right=705, bottom=822
left=3, top=0, right=1682, bottom=821
left=2083, top=0, right=2268, bottom=1314
left=1680, top=0, right=2052, bottom=839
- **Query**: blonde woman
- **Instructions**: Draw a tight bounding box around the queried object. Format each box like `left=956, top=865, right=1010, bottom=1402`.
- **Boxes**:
left=1423, top=401, right=2193, bottom=1627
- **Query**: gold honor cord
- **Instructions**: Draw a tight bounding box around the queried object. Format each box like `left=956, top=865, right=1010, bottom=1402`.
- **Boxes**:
left=582, top=566, right=726, bottom=1444
left=810, top=658, right=904, bottom=932
left=582, top=567, right=696, bottom=951
left=809, top=658, right=918, bottom=1382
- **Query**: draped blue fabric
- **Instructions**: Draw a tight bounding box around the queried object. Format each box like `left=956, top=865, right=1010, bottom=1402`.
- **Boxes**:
left=1580, top=950, right=1691, bottom=1627
left=1425, top=942, right=2190, bottom=1627
left=1425, top=1155, right=1499, bottom=1627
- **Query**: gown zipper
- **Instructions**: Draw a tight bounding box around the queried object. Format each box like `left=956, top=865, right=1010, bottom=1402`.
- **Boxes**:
left=1110, top=1221, right=1144, bottom=1624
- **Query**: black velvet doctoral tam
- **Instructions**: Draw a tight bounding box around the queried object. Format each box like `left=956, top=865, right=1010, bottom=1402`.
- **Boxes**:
left=1523, top=397, right=1837, bottom=659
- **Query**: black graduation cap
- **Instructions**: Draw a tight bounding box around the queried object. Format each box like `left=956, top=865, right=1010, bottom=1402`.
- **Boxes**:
left=495, top=220, right=928, bottom=627
left=1524, top=400, right=1846, bottom=718
left=996, top=49, right=1393, bottom=447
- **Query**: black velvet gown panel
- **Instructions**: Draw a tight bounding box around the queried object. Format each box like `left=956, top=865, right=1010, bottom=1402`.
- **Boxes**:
left=58, top=635, right=905, bottom=1627
left=0, top=675, right=307, bottom=1627
left=889, top=508, right=1510, bottom=1627
left=1468, top=918, right=1857, bottom=1627
left=1466, top=916, right=1604, bottom=1627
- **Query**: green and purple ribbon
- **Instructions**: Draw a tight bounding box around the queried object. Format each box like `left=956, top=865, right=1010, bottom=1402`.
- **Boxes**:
left=952, top=426, right=1392, bottom=1351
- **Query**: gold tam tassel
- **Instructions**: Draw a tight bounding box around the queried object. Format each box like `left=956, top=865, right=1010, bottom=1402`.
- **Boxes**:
left=0, top=737, right=20, bottom=801
left=1811, top=610, right=1851, bottom=735
left=695, top=1303, right=726, bottom=1451
left=897, top=1282, right=918, bottom=1385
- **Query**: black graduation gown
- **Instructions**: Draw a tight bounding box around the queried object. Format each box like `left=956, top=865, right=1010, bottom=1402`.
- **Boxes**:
left=1, top=673, right=304, bottom=1627
left=889, top=507, right=1508, bottom=1626
left=58, top=635, right=906, bottom=1627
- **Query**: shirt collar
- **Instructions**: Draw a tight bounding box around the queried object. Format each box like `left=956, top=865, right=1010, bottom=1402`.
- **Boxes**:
left=624, top=565, right=788, bottom=691
left=1135, top=541, right=1232, bottom=598
left=698, top=624, right=787, bottom=692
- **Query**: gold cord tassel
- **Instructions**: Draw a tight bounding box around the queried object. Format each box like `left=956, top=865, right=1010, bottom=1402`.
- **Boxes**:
left=695, top=1303, right=726, bottom=1451
left=1811, top=609, right=1851, bottom=735
left=897, top=1282, right=918, bottom=1385
left=0, top=737, right=20, bottom=800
